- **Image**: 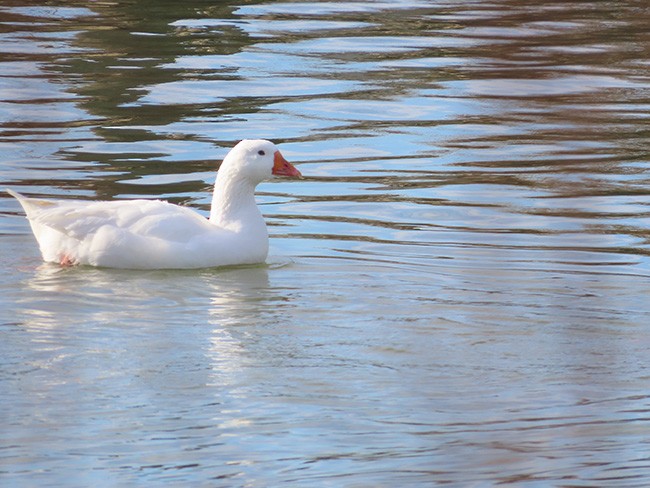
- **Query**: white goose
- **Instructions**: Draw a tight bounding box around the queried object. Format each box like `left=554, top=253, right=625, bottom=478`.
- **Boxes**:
left=7, top=139, right=301, bottom=269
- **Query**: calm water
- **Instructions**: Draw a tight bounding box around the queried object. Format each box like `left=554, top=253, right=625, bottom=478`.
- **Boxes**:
left=2, top=1, right=650, bottom=486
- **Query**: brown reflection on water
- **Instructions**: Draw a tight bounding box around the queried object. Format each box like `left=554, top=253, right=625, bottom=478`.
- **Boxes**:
left=2, top=0, right=648, bottom=202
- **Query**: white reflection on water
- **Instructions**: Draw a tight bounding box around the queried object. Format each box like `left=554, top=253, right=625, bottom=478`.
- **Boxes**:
left=206, top=266, right=271, bottom=385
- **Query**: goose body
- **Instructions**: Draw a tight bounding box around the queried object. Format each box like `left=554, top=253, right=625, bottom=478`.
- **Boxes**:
left=7, top=139, right=301, bottom=269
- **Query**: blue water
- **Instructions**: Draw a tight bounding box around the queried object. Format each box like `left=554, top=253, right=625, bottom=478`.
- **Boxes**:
left=2, top=1, right=650, bottom=486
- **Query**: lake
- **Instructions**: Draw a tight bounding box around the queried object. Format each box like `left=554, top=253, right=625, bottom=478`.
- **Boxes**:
left=1, top=1, right=650, bottom=486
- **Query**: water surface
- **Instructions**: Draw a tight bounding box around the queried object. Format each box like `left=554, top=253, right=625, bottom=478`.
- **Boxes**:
left=2, top=1, right=650, bottom=486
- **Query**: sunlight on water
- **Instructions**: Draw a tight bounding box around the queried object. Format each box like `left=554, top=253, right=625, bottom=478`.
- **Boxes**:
left=1, top=1, right=650, bottom=486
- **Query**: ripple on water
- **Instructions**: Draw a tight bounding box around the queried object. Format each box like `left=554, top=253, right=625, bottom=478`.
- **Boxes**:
left=1, top=1, right=650, bottom=486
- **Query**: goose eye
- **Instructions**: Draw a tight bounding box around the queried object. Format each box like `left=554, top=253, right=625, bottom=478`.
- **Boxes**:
left=258, top=150, right=265, bottom=156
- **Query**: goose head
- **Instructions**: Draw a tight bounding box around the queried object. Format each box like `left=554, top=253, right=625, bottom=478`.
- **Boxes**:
left=210, top=139, right=301, bottom=224
left=219, top=139, right=301, bottom=186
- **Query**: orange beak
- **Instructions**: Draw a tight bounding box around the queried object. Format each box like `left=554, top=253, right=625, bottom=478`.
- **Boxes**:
left=272, top=150, right=302, bottom=178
